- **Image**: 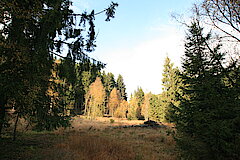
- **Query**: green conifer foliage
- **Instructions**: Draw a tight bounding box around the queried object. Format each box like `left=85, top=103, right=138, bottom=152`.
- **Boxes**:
left=0, top=0, right=118, bottom=135
left=149, top=94, right=165, bottom=122
left=116, top=74, right=127, bottom=101
left=104, top=72, right=116, bottom=96
left=161, top=57, right=182, bottom=122
left=134, top=87, right=145, bottom=107
left=174, top=19, right=240, bottom=159
left=134, top=87, right=145, bottom=119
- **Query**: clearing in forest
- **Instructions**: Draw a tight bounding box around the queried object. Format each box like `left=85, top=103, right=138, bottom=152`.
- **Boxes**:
left=0, top=116, right=177, bottom=160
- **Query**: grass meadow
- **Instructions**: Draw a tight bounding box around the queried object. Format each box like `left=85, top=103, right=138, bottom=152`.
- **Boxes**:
left=0, top=116, right=178, bottom=160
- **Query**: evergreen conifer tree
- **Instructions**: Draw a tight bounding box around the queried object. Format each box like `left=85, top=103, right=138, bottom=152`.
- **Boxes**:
left=175, top=19, right=240, bottom=159
left=116, top=74, right=127, bottom=101
left=105, top=72, right=116, bottom=96
left=161, top=57, right=182, bottom=122
left=134, top=87, right=145, bottom=107
left=134, top=87, right=145, bottom=119
left=0, top=0, right=118, bottom=136
left=149, top=94, right=165, bottom=122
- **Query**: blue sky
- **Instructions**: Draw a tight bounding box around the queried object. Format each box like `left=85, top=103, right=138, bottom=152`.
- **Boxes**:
left=71, top=0, right=198, bottom=96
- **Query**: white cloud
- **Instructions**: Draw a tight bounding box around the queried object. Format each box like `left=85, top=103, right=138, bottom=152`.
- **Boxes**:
left=97, top=25, right=185, bottom=96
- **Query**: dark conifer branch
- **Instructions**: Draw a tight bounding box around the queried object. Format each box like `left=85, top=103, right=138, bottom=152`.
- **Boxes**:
left=204, top=41, right=237, bottom=87
left=0, top=0, right=116, bottom=138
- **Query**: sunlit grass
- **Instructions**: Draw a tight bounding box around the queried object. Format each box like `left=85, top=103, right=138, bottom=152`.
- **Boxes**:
left=1, top=116, right=178, bottom=160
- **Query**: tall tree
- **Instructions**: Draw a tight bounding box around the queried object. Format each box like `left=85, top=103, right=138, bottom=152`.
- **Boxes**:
left=127, top=87, right=145, bottom=119
left=108, top=88, right=121, bottom=117
left=70, top=61, right=102, bottom=115
left=161, top=57, right=182, bottom=122
left=134, top=87, right=145, bottom=107
left=0, top=0, right=73, bottom=134
left=57, top=58, right=76, bottom=115
left=0, top=0, right=118, bottom=136
left=114, top=100, right=128, bottom=118
left=85, top=77, right=106, bottom=118
left=103, top=72, right=116, bottom=96
left=101, top=72, right=116, bottom=114
left=141, top=93, right=152, bottom=120
left=149, top=94, right=165, bottom=122
left=174, top=19, right=240, bottom=159
left=128, top=96, right=139, bottom=120
left=116, top=74, right=127, bottom=101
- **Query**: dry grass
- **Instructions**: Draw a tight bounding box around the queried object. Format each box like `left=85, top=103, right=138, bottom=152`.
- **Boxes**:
left=69, top=115, right=145, bottom=130
left=41, top=133, right=136, bottom=160
left=101, top=127, right=177, bottom=160
left=52, top=116, right=178, bottom=160
left=1, top=116, right=178, bottom=160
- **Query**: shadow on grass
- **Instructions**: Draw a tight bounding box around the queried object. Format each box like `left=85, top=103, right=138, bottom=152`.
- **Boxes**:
left=0, top=131, right=66, bottom=160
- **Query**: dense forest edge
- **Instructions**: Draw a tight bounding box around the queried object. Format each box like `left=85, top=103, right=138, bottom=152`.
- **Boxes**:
left=0, top=0, right=240, bottom=160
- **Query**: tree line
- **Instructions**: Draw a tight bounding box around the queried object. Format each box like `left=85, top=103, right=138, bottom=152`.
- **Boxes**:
left=81, top=56, right=180, bottom=123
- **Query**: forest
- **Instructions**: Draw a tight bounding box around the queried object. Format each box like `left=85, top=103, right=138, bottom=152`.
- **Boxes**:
left=0, top=0, right=239, bottom=160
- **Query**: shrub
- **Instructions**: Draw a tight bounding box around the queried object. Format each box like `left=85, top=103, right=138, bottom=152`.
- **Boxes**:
left=110, top=119, right=115, bottom=123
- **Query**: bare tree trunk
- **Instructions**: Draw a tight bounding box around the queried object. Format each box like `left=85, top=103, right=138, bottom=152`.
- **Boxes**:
left=0, top=98, right=7, bottom=138
left=84, top=95, right=89, bottom=116
left=12, top=112, right=19, bottom=141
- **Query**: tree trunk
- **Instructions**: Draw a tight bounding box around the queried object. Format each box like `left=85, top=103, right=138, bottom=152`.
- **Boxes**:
left=13, top=112, right=19, bottom=141
left=0, top=98, right=7, bottom=138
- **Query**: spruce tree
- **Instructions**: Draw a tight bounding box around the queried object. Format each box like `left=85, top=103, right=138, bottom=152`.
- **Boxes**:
left=134, top=87, right=145, bottom=107
left=161, top=57, right=181, bottom=122
left=116, top=74, right=127, bottom=101
left=149, top=94, right=165, bottom=122
left=175, top=19, right=240, bottom=159
left=101, top=72, right=117, bottom=115
left=0, top=0, right=118, bottom=136
left=134, top=87, right=145, bottom=119
left=105, top=72, right=116, bottom=96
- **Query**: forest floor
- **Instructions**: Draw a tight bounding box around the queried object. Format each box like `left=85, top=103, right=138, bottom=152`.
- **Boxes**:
left=0, top=116, right=178, bottom=160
